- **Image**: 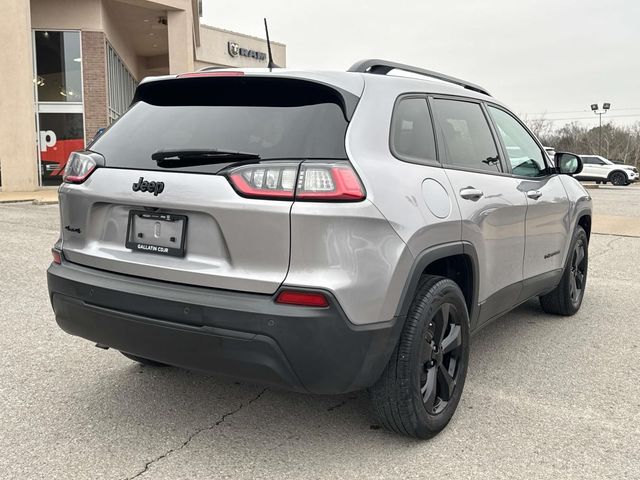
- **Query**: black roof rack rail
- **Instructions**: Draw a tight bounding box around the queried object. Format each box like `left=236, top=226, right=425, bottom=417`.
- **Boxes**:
left=348, top=59, right=491, bottom=97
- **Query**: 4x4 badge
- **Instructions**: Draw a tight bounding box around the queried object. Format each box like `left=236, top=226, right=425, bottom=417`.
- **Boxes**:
left=132, top=177, right=164, bottom=196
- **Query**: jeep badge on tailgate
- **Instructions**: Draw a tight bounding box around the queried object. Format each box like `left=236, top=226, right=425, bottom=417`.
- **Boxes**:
left=132, top=177, right=165, bottom=196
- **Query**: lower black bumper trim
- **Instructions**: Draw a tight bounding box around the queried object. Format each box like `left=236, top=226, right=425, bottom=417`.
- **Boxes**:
left=47, top=261, right=403, bottom=394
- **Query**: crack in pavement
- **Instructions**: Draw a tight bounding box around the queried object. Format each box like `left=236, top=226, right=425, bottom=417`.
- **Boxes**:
left=124, top=388, right=268, bottom=480
left=327, top=394, right=359, bottom=412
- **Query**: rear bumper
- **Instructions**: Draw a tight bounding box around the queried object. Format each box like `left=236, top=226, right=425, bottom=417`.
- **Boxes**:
left=47, top=261, right=403, bottom=394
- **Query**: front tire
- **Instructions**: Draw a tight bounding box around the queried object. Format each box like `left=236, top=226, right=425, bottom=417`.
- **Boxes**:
left=610, top=171, right=627, bottom=186
left=539, top=226, right=588, bottom=315
left=370, top=276, right=470, bottom=438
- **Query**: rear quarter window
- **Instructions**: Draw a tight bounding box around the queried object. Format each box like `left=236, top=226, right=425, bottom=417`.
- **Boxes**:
left=390, top=97, right=437, bottom=164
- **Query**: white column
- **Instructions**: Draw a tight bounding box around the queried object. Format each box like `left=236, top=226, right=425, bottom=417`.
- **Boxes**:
left=167, top=9, right=194, bottom=74
left=0, top=0, right=39, bottom=191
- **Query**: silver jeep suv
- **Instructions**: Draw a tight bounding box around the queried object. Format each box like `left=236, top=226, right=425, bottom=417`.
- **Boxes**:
left=47, top=59, right=592, bottom=438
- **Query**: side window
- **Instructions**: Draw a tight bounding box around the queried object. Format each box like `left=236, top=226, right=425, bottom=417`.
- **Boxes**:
left=390, top=97, right=437, bottom=162
left=431, top=99, right=501, bottom=173
left=582, top=156, right=597, bottom=165
left=487, top=106, right=548, bottom=177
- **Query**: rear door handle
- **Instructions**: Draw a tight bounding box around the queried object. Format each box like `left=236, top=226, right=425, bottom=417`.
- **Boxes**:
left=459, top=187, right=484, bottom=200
left=527, top=190, right=542, bottom=200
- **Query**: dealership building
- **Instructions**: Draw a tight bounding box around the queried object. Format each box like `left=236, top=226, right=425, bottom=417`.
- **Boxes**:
left=0, top=0, right=286, bottom=191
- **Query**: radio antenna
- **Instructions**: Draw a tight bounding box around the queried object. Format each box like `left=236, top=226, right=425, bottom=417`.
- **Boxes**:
left=263, top=18, right=279, bottom=70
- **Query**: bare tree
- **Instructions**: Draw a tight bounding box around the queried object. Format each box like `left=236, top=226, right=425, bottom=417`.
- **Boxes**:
left=529, top=120, right=640, bottom=168
left=523, top=114, right=555, bottom=141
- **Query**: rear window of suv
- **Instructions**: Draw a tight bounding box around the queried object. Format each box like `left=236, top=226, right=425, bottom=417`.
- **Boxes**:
left=90, top=77, right=356, bottom=174
left=581, top=156, right=602, bottom=165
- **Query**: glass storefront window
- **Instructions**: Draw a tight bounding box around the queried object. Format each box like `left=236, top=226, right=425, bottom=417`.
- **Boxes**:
left=38, top=113, right=85, bottom=186
left=34, top=30, right=85, bottom=186
left=34, top=31, right=82, bottom=103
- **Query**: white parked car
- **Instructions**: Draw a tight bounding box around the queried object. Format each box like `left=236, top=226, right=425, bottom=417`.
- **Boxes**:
left=577, top=155, right=639, bottom=186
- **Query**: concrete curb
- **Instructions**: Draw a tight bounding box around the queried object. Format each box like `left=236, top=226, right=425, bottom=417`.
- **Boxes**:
left=593, top=214, right=640, bottom=238
left=0, top=190, right=58, bottom=204
left=0, top=199, right=59, bottom=205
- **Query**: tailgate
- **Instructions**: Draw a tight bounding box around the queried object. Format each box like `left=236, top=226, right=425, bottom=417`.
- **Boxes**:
left=59, top=168, right=292, bottom=293
left=58, top=74, right=360, bottom=294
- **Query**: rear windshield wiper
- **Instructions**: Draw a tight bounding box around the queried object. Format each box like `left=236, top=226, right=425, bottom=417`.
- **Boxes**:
left=152, top=149, right=261, bottom=168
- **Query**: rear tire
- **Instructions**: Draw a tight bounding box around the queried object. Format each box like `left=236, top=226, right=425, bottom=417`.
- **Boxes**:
left=370, top=275, right=470, bottom=439
left=121, top=352, right=168, bottom=367
left=539, top=226, right=588, bottom=316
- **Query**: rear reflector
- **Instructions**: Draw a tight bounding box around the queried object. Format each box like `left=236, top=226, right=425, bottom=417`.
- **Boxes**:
left=51, top=248, right=62, bottom=264
left=275, top=290, right=329, bottom=307
left=225, top=161, right=365, bottom=202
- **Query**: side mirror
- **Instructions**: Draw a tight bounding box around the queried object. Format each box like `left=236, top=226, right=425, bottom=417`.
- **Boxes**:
left=555, top=152, right=583, bottom=176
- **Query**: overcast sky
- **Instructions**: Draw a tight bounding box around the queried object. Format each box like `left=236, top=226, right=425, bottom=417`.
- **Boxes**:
left=203, top=0, right=640, bottom=127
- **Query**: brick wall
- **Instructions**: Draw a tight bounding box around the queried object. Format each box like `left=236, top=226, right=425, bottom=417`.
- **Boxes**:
left=81, top=31, right=108, bottom=142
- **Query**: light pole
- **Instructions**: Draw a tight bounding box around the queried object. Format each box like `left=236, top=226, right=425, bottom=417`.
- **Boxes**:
left=590, top=103, right=611, bottom=156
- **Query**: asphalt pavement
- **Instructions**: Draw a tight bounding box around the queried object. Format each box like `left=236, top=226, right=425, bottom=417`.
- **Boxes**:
left=1, top=187, right=639, bottom=479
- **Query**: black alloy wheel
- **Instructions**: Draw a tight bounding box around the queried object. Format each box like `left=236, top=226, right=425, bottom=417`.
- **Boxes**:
left=539, top=225, right=589, bottom=316
left=611, top=172, right=627, bottom=186
left=370, top=275, right=470, bottom=438
left=568, top=237, right=587, bottom=308
left=420, top=302, right=463, bottom=414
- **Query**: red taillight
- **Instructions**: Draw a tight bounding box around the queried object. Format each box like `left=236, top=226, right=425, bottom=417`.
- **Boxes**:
left=177, top=71, right=245, bottom=78
left=275, top=290, right=329, bottom=307
left=296, top=165, right=365, bottom=200
left=51, top=248, right=62, bottom=264
left=63, top=151, right=99, bottom=184
left=226, top=161, right=365, bottom=202
left=229, top=163, right=297, bottom=199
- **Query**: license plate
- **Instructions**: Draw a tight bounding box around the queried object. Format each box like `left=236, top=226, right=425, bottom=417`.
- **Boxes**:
left=125, top=210, right=187, bottom=257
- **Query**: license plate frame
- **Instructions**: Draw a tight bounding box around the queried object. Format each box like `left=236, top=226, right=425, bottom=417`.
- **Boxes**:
left=125, top=210, right=187, bottom=257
